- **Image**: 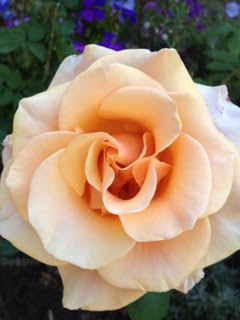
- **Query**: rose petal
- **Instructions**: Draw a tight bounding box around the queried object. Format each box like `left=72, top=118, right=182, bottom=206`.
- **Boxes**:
left=88, top=48, right=201, bottom=96
left=0, top=162, right=65, bottom=266
left=28, top=150, right=135, bottom=269
left=60, top=132, right=117, bottom=196
left=98, top=218, right=210, bottom=292
left=99, top=86, right=181, bottom=153
left=196, top=83, right=240, bottom=152
left=13, top=82, right=70, bottom=157
left=49, top=45, right=114, bottom=88
left=58, top=264, right=145, bottom=311
left=176, top=269, right=204, bottom=294
left=199, top=156, right=240, bottom=268
left=6, top=131, right=77, bottom=221
left=170, top=92, right=236, bottom=215
left=120, top=133, right=212, bottom=241
left=2, top=134, right=13, bottom=166
left=102, top=159, right=158, bottom=215
left=58, top=63, right=164, bottom=132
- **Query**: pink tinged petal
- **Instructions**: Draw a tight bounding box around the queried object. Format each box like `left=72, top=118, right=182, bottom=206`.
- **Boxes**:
left=58, top=63, right=164, bottom=132
left=0, top=162, right=65, bottom=266
left=49, top=45, right=114, bottom=89
left=199, top=156, right=240, bottom=268
left=2, top=134, right=13, bottom=166
left=88, top=48, right=201, bottom=97
left=28, top=150, right=135, bottom=269
left=120, top=133, right=212, bottom=241
left=6, top=131, right=77, bottom=222
left=13, top=82, right=70, bottom=157
left=102, top=160, right=158, bottom=215
left=89, top=186, right=103, bottom=210
left=98, top=218, right=210, bottom=292
left=177, top=269, right=204, bottom=294
left=196, top=83, right=240, bottom=152
left=58, top=264, right=145, bottom=311
left=170, top=92, right=236, bottom=215
left=60, top=132, right=117, bottom=196
left=99, top=86, right=181, bottom=154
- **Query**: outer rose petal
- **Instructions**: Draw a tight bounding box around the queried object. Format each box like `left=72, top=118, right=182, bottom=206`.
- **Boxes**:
left=0, top=162, right=65, bottom=266
left=58, top=63, right=164, bottom=132
left=199, top=156, right=240, bottom=268
left=176, top=269, right=204, bottom=294
left=13, top=82, right=70, bottom=157
left=58, top=264, right=145, bottom=311
left=6, top=131, right=77, bottom=221
left=98, top=218, right=210, bottom=292
left=49, top=45, right=114, bottom=88
left=88, top=48, right=201, bottom=97
left=28, top=150, right=135, bottom=269
left=169, top=92, right=236, bottom=215
left=99, top=86, right=181, bottom=154
left=120, top=133, right=212, bottom=241
left=2, top=134, right=12, bottom=166
left=196, top=83, right=240, bottom=152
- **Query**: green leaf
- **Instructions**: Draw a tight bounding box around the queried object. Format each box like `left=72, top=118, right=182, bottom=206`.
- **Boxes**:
left=27, top=22, right=45, bottom=42
left=206, top=49, right=233, bottom=62
left=127, top=292, right=171, bottom=320
left=206, top=61, right=232, bottom=72
left=0, top=238, right=18, bottom=256
left=228, top=30, right=240, bottom=55
left=0, top=87, right=13, bottom=106
left=6, top=70, right=22, bottom=89
left=208, top=22, right=234, bottom=36
left=0, top=64, right=11, bottom=84
left=62, top=0, right=79, bottom=8
left=29, top=43, right=46, bottom=62
left=0, top=27, right=26, bottom=54
left=56, top=19, right=75, bottom=36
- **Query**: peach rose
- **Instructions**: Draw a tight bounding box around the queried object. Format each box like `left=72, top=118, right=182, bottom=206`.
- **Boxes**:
left=1, top=45, right=240, bottom=311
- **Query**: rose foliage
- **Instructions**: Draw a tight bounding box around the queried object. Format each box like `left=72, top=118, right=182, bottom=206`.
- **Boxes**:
left=0, top=45, right=240, bottom=311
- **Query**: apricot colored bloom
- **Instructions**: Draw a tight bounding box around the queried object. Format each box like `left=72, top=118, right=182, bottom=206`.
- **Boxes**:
left=1, top=45, right=240, bottom=311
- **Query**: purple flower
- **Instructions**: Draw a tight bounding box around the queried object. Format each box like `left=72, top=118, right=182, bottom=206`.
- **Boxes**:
left=184, top=0, right=203, bottom=19
left=80, top=8, right=94, bottom=22
left=93, top=8, right=105, bottom=20
left=112, top=41, right=123, bottom=51
left=122, top=7, right=136, bottom=24
left=83, top=0, right=95, bottom=7
left=197, top=21, right=204, bottom=31
left=72, top=40, right=85, bottom=53
left=104, top=32, right=116, bottom=40
left=75, top=19, right=83, bottom=34
left=6, top=20, right=13, bottom=27
left=225, top=1, right=240, bottom=17
left=96, top=0, right=105, bottom=5
left=3, top=10, right=14, bottom=21
left=167, top=9, right=173, bottom=18
left=23, top=16, right=30, bottom=22
left=0, top=0, right=9, bottom=13
left=13, top=18, right=21, bottom=26
left=59, top=17, right=64, bottom=22
left=144, top=1, right=157, bottom=10
left=109, top=0, right=135, bottom=11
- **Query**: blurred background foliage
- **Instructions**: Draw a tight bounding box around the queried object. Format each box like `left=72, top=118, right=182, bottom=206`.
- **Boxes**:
left=1, top=0, right=240, bottom=319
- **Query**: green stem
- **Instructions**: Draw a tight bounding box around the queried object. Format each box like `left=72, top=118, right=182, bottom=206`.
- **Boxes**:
left=221, top=67, right=240, bottom=84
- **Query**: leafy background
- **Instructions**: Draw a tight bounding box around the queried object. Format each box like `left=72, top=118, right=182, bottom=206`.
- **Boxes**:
left=1, top=0, right=240, bottom=319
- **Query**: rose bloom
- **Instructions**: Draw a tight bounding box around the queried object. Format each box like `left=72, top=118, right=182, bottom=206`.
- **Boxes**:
left=1, top=45, right=240, bottom=311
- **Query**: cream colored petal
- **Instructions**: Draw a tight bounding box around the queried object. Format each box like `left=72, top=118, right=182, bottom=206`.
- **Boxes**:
left=60, top=132, right=116, bottom=196
left=59, top=264, right=145, bottom=311
left=199, top=156, right=240, bottom=268
left=102, top=160, right=157, bottom=215
left=12, top=82, right=70, bottom=157
left=170, top=92, right=236, bottom=215
left=176, top=269, right=204, bottom=294
left=28, top=150, right=135, bottom=269
left=0, top=162, right=64, bottom=266
left=6, top=131, right=77, bottom=221
left=2, top=134, right=13, bottom=166
left=98, top=218, right=210, bottom=292
left=196, top=83, right=240, bottom=152
left=49, top=45, right=114, bottom=88
left=120, top=133, right=212, bottom=241
left=88, top=48, right=201, bottom=96
left=58, top=63, right=164, bottom=132
left=99, top=86, right=181, bottom=153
